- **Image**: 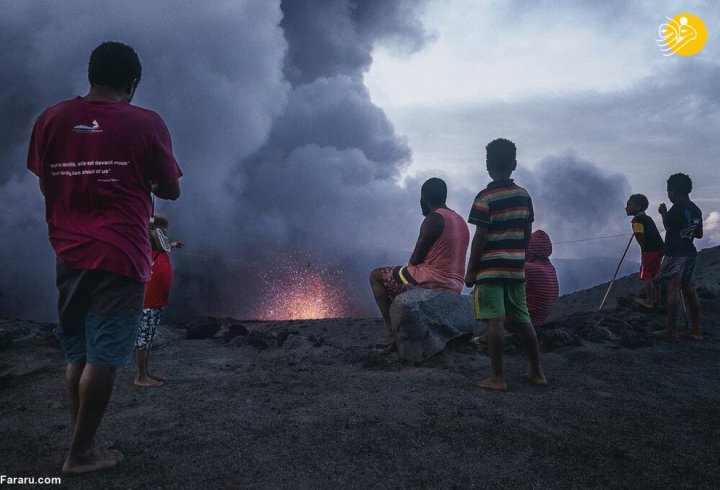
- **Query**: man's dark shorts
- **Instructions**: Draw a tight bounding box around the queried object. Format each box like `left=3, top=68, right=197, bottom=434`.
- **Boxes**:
left=655, top=255, right=697, bottom=283
left=55, top=262, right=145, bottom=367
left=379, top=266, right=418, bottom=301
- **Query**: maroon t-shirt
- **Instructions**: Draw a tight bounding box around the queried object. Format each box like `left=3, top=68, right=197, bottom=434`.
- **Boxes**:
left=27, top=97, right=182, bottom=283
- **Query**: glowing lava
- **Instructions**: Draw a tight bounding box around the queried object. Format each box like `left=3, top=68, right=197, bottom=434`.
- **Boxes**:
left=253, top=254, right=349, bottom=320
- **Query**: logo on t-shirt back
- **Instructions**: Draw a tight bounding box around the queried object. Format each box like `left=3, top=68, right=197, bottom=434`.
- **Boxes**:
left=73, top=120, right=103, bottom=133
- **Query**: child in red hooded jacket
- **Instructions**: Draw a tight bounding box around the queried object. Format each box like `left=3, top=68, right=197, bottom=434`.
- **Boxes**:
left=524, top=230, right=559, bottom=327
left=134, top=216, right=183, bottom=387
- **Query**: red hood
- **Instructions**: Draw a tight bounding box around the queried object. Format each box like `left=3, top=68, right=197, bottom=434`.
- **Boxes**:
left=527, top=230, right=552, bottom=262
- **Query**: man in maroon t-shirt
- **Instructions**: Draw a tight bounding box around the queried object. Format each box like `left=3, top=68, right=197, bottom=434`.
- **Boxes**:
left=27, top=42, right=182, bottom=475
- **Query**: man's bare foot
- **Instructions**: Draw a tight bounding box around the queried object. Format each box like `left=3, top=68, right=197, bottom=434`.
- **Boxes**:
left=679, top=331, right=703, bottom=340
left=62, top=445, right=123, bottom=475
left=134, top=376, right=164, bottom=387
left=652, top=329, right=679, bottom=341
left=148, top=373, right=167, bottom=382
left=473, top=334, right=488, bottom=344
left=634, top=298, right=652, bottom=308
left=471, top=333, right=512, bottom=345
left=526, top=372, right=548, bottom=386
left=374, top=343, right=397, bottom=355
left=476, top=377, right=507, bottom=392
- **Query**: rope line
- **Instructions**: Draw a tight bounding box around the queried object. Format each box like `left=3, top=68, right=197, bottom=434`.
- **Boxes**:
left=554, top=218, right=720, bottom=245
left=170, top=219, right=720, bottom=261
left=554, top=233, right=627, bottom=245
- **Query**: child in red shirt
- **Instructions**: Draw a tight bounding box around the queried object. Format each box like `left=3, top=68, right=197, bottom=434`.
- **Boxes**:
left=625, top=194, right=664, bottom=309
left=134, top=216, right=183, bottom=387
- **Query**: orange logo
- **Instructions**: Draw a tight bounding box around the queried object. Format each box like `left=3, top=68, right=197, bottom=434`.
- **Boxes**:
left=657, top=13, right=708, bottom=56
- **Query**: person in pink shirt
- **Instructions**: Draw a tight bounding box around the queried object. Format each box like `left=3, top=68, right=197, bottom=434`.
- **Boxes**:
left=370, top=178, right=470, bottom=354
left=27, top=42, right=182, bottom=475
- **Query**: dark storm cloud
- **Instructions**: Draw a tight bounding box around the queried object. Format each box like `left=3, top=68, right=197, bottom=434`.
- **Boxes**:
left=253, top=76, right=411, bottom=178
left=0, top=0, right=431, bottom=320
left=281, top=0, right=428, bottom=85
left=417, top=58, right=720, bottom=257
left=516, top=154, right=632, bottom=258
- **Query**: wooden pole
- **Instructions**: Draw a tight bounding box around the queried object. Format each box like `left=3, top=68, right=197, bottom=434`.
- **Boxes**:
left=680, top=289, right=689, bottom=329
left=598, top=234, right=634, bottom=311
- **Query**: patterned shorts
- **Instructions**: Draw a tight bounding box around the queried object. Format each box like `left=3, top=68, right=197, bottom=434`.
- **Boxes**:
left=136, top=307, right=164, bottom=350
left=379, top=266, right=418, bottom=301
left=655, top=255, right=696, bottom=283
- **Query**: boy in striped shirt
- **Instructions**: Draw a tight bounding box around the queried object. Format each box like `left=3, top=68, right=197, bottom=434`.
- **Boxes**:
left=465, top=138, right=546, bottom=391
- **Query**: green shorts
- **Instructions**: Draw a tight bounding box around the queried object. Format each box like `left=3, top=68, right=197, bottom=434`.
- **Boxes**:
left=473, top=282, right=531, bottom=324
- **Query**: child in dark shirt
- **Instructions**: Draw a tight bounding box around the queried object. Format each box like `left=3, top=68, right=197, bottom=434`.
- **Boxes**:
left=654, top=173, right=703, bottom=340
left=625, top=194, right=664, bottom=308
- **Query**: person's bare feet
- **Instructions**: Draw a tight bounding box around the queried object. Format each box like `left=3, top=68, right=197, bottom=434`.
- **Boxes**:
left=148, top=373, right=167, bottom=382
left=134, top=376, right=164, bottom=387
left=476, top=377, right=507, bottom=392
left=526, top=372, right=548, bottom=386
left=62, top=444, right=123, bottom=475
left=473, top=334, right=488, bottom=345
left=679, top=331, right=703, bottom=340
left=653, top=328, right=679, bottom=341
left=97, top=439, right=114, bottom=450
left=374, top=343, right=397, bottom=355
left=634, top=298, right=652, bottom=308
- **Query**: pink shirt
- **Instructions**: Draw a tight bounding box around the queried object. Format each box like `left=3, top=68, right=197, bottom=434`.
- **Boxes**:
left=27, top=97, right=182, bottom=283
left=406, top=208, right=470, bottom=293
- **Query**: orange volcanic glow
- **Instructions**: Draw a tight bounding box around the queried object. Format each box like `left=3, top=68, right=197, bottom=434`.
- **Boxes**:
left=254, top=255, right=349, bottom=320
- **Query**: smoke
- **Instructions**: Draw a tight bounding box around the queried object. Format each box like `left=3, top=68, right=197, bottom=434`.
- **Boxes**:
left=3, top=1, right=690, bottom=322
left=168, top=0, right=433, bottom=319
left=0, top=0, right=431, bottom=320
left=517, top=153, right=632, bottom=256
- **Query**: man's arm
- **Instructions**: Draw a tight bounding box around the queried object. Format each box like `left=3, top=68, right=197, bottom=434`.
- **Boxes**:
left=658, top=203, right=668, bottom=228
left=152, top=181, right=180, bottom=200
left=465, top=225, right=488, bottom=287
left=695, top=219, right=703, bottom=239
left=409, top=212, right=444, bottom=266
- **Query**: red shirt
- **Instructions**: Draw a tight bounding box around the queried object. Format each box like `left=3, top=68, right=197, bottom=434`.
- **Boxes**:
left=27, top=97, right=182, bottom=283
left=144, top=251, right=173, bottom=308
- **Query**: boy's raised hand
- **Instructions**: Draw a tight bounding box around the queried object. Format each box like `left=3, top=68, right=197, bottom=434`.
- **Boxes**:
left=658, top=203, right=668, bottom=216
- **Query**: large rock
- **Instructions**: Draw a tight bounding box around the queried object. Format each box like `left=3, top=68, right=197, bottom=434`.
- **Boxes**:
left=695, top=246, right=720, bottom=298
left=180, top=317, right=222, bottom=340
left=389, top=288, right=475, bottom=363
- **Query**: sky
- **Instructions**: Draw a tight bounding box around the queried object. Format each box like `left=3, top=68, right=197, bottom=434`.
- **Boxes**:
left=1, top=0, right=718, bottom=321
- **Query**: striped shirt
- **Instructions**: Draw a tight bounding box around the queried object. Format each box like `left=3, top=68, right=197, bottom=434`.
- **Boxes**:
left=468, top=179, right=534, bottom=283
